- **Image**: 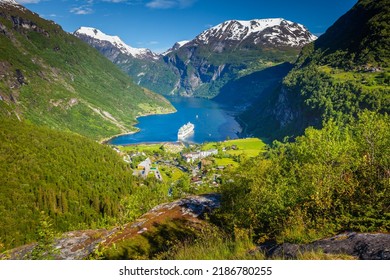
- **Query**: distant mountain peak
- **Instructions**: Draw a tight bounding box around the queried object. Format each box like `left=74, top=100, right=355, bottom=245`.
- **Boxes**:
left=162, top=40, right=190, bottom=55
left=195, top=18, right=317, bottom=47
left=0, top=0, right=19, bottom=6
left=0, top=0, right=17, bottom=3
left=74, top=27, right=159, bottom=60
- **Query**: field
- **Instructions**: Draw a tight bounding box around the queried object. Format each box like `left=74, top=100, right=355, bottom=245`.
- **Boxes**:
left=160, top=166, right=185, bottom=182
left=119, top=143, right=184, bottom=154
left=319, top=65, right=389, bottom=90
left=203, top=138, right=266, bottom=157
left=119, top=143, right=164, bottom=153
left=214, top=158, right=239, bottom=168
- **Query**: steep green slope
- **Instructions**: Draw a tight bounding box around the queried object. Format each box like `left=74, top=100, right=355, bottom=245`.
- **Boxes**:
left=0, top=117, right=173, bottom=251
left=241, top=0, right=390, bottom=140
left=0, top=117, right=134, bottom=250
left=308, top=0, right=390, bottom=68
left=213, top=62, right=293, bottom=108
left=0, top=2, right=173, bottom=140
left=115, top=54, right=179, bottom=95
left=165, top=43, right=301, bottom=99
left=217, top=111, right=390, bottom=244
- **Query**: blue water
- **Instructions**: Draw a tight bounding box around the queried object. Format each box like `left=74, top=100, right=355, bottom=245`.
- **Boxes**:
left=108, top=97, right=242, bottom=145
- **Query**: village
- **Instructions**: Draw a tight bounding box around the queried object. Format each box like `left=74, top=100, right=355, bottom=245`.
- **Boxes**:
left=112, top=138, right=265, bottom=193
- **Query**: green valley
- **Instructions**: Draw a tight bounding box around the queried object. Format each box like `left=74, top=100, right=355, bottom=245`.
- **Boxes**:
left=0, top=3, right=174, bottom=140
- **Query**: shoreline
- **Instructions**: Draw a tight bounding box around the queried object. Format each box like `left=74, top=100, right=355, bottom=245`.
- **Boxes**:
left=120, top=141, right=186, bottom=147
left=99, top=107, right=177, bottom=145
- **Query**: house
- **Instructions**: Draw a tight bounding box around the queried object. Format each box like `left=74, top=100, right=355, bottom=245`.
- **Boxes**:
left=182, top=149, right=218, bottom=163
left=200, top=149, right=218, bottom=158
left=182, top=152, right=202, bottom=163
left=137, top=158, right=151, bottom=178
left=134, top=158, right=163, bottom=181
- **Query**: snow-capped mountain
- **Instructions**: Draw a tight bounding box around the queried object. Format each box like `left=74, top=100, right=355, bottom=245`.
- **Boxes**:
left=74, top=27, right=159, bottom=60
left=76, top=18, right=317, bottom=97
left=0, top=0, right=18, bottom=5
left=193, top=18, right=317, bottom=49
left=162, top=40, right=190, bottom=56
left=161, top=18, right=317, bottom=96
left=0, top=0, right=23, bottom=8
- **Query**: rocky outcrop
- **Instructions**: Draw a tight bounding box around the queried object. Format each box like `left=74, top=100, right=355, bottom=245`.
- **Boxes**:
left=260, top=232, right=390, bottom=260
left=2, top=194, right=221, bottom=260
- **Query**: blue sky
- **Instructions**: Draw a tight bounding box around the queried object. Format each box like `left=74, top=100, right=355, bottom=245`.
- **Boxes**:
left=17, top=0, right=358, bottom=53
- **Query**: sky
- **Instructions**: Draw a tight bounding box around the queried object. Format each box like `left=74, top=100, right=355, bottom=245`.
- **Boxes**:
left=16, top=0, right=358, bottom=53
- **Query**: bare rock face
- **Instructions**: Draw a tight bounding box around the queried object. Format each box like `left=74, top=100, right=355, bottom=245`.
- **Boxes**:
left=2, top=194, right=221, bottom=260
left=261, top=232, right=390, bottom=260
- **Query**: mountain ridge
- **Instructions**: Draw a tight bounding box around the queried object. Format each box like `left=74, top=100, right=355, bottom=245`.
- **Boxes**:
left=74, top=27, right=160, bottom=60
left=194, top=18, right=317, bottom=48
left=76, top=17, right=317, bottom=97
left=0, top=2, right=173, bottom=140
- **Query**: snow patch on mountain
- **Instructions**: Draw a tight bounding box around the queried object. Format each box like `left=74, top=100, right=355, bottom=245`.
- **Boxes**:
left=0, top=0, right=18, bottom=6
left=162, top=40, right=190, bottom=55
left=74, top=27, right=159, bottom=59
left=196, top=18, right=317, bottom=47
left=176, top=40, right=190, bottom=48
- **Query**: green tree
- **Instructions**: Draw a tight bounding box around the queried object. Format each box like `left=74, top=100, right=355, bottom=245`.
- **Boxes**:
left=27, top=212, right=59, bottom=260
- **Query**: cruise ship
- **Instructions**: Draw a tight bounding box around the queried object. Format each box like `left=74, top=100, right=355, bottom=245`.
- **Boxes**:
left=177, top=122, right=194, bottom=139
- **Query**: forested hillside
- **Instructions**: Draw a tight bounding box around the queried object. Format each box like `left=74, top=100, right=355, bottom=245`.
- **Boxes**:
left=0, top=2, right=173, bottom=140
left=241, top=0, right=389, bottom=140
left=0, top=118, right=171, bottom=251
left=215, top=111, right=389, bottom=244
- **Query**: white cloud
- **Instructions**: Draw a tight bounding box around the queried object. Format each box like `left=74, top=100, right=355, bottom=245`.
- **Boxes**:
left=146, top=0, right=175, bottom=9
left=70, top=6, right=94, bottom=15
left=101, top=0, right=143, bottom=3
left=102, top=0, right=128, bottom=2
left=17, top=0, right=43, bottom=3
left=146, top=0, right=196, bottom=9
left=69, top=0, right=137, bottom=16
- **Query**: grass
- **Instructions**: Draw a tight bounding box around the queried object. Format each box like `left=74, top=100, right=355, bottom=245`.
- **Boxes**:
left=119, top=144, right=164, bottom=153
left=319, top=65, right=390, bottom=90
left=167, top=228, right=265, bottom=260
left=160, top=166, right=185, bottom=182
left=214, top=158, right=239, bottom=167
left=203, top=138, right=266, bottom=158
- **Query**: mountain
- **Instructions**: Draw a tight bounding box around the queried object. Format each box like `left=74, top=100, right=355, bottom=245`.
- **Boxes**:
left=308, top=0, right=389, bottom=68
left=194, top=18, right=316, bottom=48
left=74, top=27, right=159, bottom=61
left=162, top=40, right=190, bottom=56
left=163, top=18, right=317, bottom=98
left=0, top=1, right=173, bottom=140
left=240, top=0, right=390, bottom=140
left=74, top=27, right=179, bottom=95
left=76, top=18, right=316, bottom=98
